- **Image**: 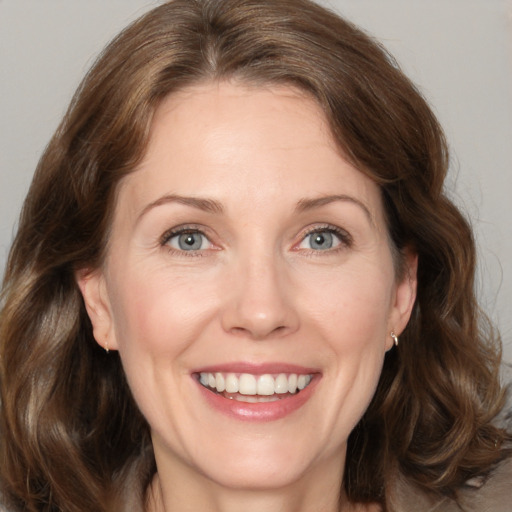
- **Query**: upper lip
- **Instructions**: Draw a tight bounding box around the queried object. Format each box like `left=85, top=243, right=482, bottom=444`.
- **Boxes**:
left=192, top=362, right=320, bottom=375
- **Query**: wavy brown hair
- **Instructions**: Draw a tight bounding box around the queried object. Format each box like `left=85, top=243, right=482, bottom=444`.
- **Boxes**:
left=0, top=0, right=509, bottom=510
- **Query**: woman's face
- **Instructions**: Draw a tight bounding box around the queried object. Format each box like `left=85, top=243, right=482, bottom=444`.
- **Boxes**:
left=79, top=82, right=416, bottom=492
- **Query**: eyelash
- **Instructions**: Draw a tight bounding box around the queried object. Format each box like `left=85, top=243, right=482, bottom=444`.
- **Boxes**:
left=298, top=224, right=353, bottom=252
left=159, top=223, right=353, bottom=255
left=160, top=225, right=212, bottom=256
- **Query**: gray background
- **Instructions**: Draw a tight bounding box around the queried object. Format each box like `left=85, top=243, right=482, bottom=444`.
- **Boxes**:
left=1, top=0, right=511, bottom=363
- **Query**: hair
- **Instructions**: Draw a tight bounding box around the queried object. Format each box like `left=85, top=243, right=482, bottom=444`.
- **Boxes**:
left=0, top=0, right=509, bottom=510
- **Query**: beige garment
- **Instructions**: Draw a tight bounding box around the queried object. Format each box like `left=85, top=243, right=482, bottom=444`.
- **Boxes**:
left=392, top=458, right=512, bottom=512
left=393, top=365, right=512, bottom=512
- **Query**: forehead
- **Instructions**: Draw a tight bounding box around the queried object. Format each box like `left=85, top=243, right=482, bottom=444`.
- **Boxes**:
left=115, top=81, right=383, bottom=223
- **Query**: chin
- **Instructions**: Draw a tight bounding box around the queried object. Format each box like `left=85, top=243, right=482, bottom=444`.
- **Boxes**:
left=183, top=430, right=340, bottom=493
left=200, top=457, right=312, bottom=491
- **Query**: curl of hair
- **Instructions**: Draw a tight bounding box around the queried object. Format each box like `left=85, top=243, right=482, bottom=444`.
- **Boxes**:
left=1, top=0, right=509, bottom=510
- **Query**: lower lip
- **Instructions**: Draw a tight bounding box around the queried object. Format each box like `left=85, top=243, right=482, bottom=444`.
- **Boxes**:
left=195, top=377, right=319, bottom=422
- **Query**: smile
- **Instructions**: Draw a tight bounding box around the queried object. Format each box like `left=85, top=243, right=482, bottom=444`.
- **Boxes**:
left=194, top=367, right=319, bottom=421
left=199, top=372, right=313, bottom=402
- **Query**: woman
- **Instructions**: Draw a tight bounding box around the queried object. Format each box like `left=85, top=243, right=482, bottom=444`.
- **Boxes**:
left=0, top=0, right=510, bottom=510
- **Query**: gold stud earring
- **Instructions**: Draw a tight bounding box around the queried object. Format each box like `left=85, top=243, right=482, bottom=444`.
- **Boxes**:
left=390, top=331, right=399, bottom=347
left=104, top=341, right=109, bottom=354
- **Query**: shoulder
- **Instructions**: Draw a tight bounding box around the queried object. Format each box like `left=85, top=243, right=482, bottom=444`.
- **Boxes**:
left=392, top=457, right=512, bottom=512
left=440, top=364, right=512, bottom=511
left=393, top=365, right=512, bottom=511
left=453, top=457, right=512, bottom=512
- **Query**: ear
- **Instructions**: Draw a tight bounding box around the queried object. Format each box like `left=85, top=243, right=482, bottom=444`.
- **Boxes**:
left=76, top=268, right=119, bottom=352
left=386, top=248, right=418, bottom=350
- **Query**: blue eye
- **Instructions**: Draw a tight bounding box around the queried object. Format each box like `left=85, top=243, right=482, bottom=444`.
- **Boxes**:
left=166, top=231, right=212, bottom=251
left=298, top=228, right=345, bottom=251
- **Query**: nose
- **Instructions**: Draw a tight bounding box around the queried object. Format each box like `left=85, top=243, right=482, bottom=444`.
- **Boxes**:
left=221, top=251, right=299, bottom=340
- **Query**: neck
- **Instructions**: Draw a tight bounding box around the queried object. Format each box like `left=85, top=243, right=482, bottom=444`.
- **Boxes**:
left=148, top=475, right=345, bottom=512
left=146, top=459, right=380, bottom=512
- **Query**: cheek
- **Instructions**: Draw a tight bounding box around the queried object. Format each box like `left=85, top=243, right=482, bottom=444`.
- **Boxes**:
left=105, top=269, right=221, bottom=423
left=300, top=262, right=394, bottom=349
left=108, top=268, right=219, bottom=358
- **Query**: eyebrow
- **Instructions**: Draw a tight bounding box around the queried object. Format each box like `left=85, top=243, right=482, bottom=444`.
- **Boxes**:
left=295, top=194, right=374, bottom=225
left=137, top=193, right=373, bottom=225
left=137, top=194, right=224, bottom=223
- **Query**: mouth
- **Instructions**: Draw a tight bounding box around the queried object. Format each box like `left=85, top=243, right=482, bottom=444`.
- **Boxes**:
left=198, top=371, right=313, bottom=403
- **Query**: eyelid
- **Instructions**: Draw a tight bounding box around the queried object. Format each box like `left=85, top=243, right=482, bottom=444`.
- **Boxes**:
left=294, top=224, right=353, bottom=251
left=160, top=224, right=217, bottom=253
left=159, top=223, right=352, bottom=254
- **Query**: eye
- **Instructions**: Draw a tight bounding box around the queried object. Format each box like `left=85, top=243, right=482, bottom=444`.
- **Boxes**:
left=163, top=229, right=213, bottom=252
left=297, top=227, right=350, bottom=251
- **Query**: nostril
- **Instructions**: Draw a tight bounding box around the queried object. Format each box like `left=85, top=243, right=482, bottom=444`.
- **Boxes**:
left=229, top=324, right=289, bottom=340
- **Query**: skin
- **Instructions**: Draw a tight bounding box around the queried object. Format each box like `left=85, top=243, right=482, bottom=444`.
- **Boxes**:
left=78, top=81, right=417, bottom=512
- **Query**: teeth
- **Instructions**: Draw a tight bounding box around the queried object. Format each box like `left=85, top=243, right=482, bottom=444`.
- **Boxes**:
left=288, top=373, right=298, bottom=393
left=198, top=371, right=312, bottom=396
left=215, top=373, right=225, bottom=392
left=275, top=373, right=289, bottom=394
left=225, top=373, right=239, bottom=393
left=233, top=394, right=281, bottom=403
left=239, top=373, right=257, bottom=395
left=257, top=374, right=275, bottom=396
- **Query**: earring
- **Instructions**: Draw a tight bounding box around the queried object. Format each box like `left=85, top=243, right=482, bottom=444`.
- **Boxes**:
left=390, top=331, right=399, bottom=347
left=104, top=341, right=109, bottom=354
